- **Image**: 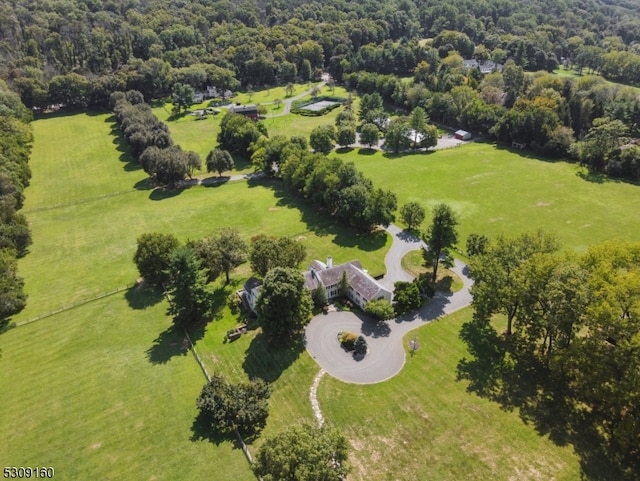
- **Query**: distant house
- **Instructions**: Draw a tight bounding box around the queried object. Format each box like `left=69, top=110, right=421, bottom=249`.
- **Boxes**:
left=193, top=92, right=205, bottom=103
left=462, top=59, right=503, bottom=73
left=230, top=104, right=259, bottom=120
left=304, top=257, right=392, bottom=309
left=455, top=129, right=472, bottom=141
left=205, top=86, right=218, bottom=98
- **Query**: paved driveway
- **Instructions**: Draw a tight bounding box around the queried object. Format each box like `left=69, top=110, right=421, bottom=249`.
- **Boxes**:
left=304, top=225, right=473, bottom=384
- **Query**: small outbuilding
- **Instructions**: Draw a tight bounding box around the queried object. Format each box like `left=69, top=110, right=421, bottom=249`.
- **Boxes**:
left=230, top=104, right=259, bottom=120
left=454, top=129, right=472, bottom=141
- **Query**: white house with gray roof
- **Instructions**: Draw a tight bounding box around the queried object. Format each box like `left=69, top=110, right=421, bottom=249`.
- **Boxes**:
left=304, top=257, right=392, bottom=309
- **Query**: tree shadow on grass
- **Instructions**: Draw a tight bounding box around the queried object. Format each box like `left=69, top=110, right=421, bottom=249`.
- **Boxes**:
left=147, top=286, right=227, bottom=364
left=149, top=187, right=184, bottom=201
left=575, top=169, right=630, bottom=186
left=357, top=147, right=377, bottom=155
left=125, top=282, right=164, bottom=310
left=335, top=147, right=354, bottom=154
left=134, top=178, right=154, bottom=190
left=190, top=411, right=240, bottom=446
left=332, top=228, right=388, bottom=253
left=146, top=324, right=190, bottom=364
left=242, top=332, right=305, bottom=383
left=106, top=116, right=141, bottom=172
left=455, top=320, right=633, bottom=480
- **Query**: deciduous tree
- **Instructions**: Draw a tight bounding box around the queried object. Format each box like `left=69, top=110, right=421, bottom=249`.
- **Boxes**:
left=133, top=232, right=180, bottom=288
left=249, top=235, right=307, bottom=277
left=253, top=424, right=350, bottom=481
left=400, top=202, right=425, bottom=230
left=197, top=375, right=270, bottom=436
left=359, top=123, right=379, bottom=148
left=365, top=299, right=395, bottom=320
left=206, top=148, right=234, bottom=177
left=256, top=267, right=313, bottom=342
left=309, top=125, right=336, bottom=153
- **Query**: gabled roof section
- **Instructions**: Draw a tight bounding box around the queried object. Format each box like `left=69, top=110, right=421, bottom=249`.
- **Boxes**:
left=243, top=277, right=263, bottom=292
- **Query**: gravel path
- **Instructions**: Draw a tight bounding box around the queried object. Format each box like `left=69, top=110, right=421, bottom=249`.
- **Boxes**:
left=304, top=224, right=473, bottom=384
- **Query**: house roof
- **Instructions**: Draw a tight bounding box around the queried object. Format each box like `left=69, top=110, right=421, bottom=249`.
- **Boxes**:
left=314, top=260, right=385, bottom=301
left=304, top=271, right=319, bottom=291
left=244, top=277, right=263, bottom=292
left=231, top=104, right=258, bottom=114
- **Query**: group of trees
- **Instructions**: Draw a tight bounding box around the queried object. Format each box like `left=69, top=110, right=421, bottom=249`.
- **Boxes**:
left=280, top=151, right=397, bottom=232
left=0, top=81, right=32, bottom=331
left=6, top=0, right=640, bottom=109
left=111, top=91, right=200, bottom=186
left=5, top=0, right=640, bottom=182
left=464, top=233, right=640, bottom=476
left=345, top=62, right=640, bottom=181
left=134, top=229, right=247, bottom=326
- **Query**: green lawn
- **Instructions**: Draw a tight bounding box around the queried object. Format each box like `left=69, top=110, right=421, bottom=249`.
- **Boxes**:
left=401, top=250, right=463, bottom=293
left=6, top=105, right=640, bottom=480
left=338, top=144, right=640, bottom=253
left=232, top=82, right=314, bottom=105
left=3, top=111, right=389, bottom=478
left=0, top=292, right=255, bottom=480
left=319, top=308, right=581, bottom=481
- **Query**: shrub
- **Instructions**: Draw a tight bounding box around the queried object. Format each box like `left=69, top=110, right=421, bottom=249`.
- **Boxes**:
left=365, top=299, right=395, bottom=320
left=228, top=292, right=241, bottom=315
left=354, top=336, right=367, bottom=355
left=338, top=331, right=358, bottom=350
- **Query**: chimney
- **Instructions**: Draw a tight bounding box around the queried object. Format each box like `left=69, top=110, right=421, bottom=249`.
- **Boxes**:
left=326, top=256, right=333, bottom=268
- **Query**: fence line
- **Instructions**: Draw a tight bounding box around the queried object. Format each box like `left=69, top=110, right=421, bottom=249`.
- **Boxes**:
left=174, top=299, right=257, bottom=470
left=23, top=189, right=138, bottom=214
left=15, top=285, right=129, bottom=328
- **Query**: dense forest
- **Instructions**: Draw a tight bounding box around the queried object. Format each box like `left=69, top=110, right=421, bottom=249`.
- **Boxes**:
left=3, top=0, right=640, bottom=179
left=0, top=81, right=31, bottom=332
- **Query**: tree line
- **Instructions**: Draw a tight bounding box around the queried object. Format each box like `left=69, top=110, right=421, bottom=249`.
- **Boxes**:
left=0, top=81, right=32, bottom=332
left=4, top=0, right=640, bottom=182
left=215, top=110, right=398, bottom=232
left=110, top=90, right=201, bottom=186
left=462, top=232, right=640, bottom=479
left=5, top=0, right=640, bottom=108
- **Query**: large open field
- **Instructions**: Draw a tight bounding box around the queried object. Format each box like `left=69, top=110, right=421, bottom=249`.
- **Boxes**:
left=339, top=145, right=640, bottom=253
left=4, top=106, right=640, bottom=479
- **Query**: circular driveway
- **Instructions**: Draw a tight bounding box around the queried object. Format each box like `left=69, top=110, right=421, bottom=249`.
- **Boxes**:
left=304, top=225, right=473, bottom=384
left=305, top=310, right=406, bottom=384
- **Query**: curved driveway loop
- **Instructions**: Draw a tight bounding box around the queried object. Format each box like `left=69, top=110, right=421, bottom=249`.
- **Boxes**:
left=304, top=225, right=473, bottom=384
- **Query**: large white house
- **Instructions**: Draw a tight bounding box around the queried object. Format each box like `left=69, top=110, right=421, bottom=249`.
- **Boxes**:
left=303, top=257, right=392, bottom=309
left=241, top=257, right=392, bottom=314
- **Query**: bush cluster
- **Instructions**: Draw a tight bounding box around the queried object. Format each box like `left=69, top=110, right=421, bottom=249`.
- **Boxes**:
left=280, top=151, right=397, bottom=232
left=111, top=91, right=200, bottom=185
left=338, top=331, right=359, bottom=350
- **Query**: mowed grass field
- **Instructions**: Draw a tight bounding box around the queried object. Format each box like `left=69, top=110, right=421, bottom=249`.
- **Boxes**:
left=339, top=145, right=640, bottom=253
left=320, top=308, right=581, bottom=481
left=0, top=111, right=388, bottom=479
left=5, top=104, right=640, bottom=479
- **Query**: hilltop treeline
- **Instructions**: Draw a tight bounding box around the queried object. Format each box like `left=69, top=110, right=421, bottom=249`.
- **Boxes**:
left=0, top=80, right=31, bottom=330
left=4, top=0, right=640, bottom=107
left=110, top=91, right=201, bottom=186
left=3, top=0, right=640, bottom=181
